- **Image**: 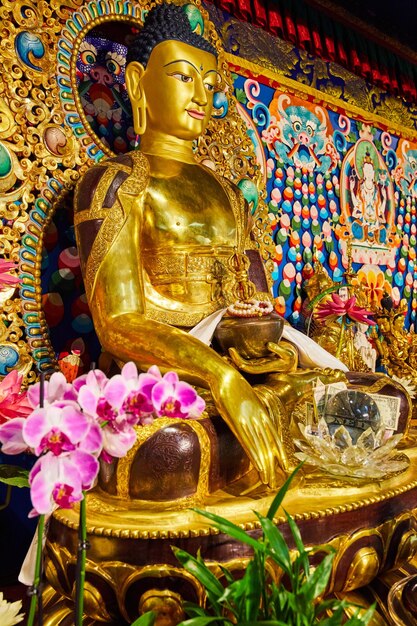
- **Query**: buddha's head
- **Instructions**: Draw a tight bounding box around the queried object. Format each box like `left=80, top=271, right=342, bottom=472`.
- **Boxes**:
left=125, top=3, right=218, bottom=141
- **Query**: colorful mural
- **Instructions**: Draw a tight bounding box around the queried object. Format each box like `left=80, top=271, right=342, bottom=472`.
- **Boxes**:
left=39, top=43, right=417, bottom=369
left=230, top=59, right=417, bottom=330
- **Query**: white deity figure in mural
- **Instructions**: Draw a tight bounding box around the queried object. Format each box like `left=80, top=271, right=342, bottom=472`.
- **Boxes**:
left=349, top=147, right=387, bottom=244
left=340, top=138, right=395, bottom=265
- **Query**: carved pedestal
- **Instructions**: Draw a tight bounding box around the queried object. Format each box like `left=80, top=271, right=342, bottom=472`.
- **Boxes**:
left=42, top=443, right=417, bottom=625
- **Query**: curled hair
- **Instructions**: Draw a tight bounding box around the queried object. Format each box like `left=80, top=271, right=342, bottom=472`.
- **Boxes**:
left=126, top=3, right=217, bottom=67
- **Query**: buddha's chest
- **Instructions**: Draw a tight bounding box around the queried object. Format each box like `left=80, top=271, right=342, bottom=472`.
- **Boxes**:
left=142, top=166, right=237, bottom=248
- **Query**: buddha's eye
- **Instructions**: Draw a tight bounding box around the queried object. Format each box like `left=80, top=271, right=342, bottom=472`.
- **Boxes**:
left=205, top=83, right=215, bottom=92
left=171, top=73, right=193, bottom=83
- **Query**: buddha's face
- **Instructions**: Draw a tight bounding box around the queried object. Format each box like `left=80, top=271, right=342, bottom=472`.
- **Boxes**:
left=130, top=39, right=218, bottom=140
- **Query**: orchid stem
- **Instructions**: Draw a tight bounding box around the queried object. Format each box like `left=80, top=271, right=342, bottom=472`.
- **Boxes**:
left=336, top=316, right=346, bottom=358
left=75, top=494, right=88, bottom=626
left=27, top=514, right=45, bottom=626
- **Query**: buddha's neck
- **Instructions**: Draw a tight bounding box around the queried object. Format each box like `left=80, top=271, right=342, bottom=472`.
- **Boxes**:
left=140, top=131, right=196, bottom=164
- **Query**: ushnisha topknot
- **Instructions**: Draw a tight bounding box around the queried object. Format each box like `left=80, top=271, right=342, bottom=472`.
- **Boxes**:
left=126, top=3, right=218, bottom=68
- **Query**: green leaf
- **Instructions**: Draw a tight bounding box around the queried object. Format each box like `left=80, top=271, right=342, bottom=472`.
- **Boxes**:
left=300, top=553, right=334, bottom=603
left=178, top=618, right=232, bottom=626
left=243, top=560, right=262, bottom=622
left=237, top=621, right=289, bottom=626
left=129, top=611, right=156, bottom=626
left=283, top=509, right=309, bottom=577
left=267, top=464, right=303, bottom=521
left=254, top=513, right=291, bottom=574
left=218, top=564, right=234, bottom=585
left=181, top=602, right=208, bottom=618
left=318, top=605, right=346, bottom=626
left=172, top=547, right=224, bottom=611
left=0, top=465, right=29, bottom=488
left=192, top=508, right=263, bottom=553
left=344, top=604, right=375, bottom=625
left=235, top=88, right=247, bottom=104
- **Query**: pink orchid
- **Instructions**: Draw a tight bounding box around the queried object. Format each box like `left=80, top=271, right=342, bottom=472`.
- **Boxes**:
left=151, top=371, right=206, bottom=418
left=120, top=362, right=155, bottom=422
left=28, top=450, right=99, bottom=516
left=27, top=371, right=76, bottom=408
left=0, top=370, right=32, bottom=423
left=0, top=417, right=27, bottom=454
left=0, top=259, right=20, bottom=290
left=23, top=403, right=91, bottom=456
left=316, top=293, right=376, bottom=326
left=76, top=368, right=142, bottom=461
left=100, top=427, right=137, bottom=462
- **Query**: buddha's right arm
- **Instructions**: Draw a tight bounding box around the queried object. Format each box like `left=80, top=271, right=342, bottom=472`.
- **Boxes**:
left=92, top=246, right=286, bottom=487
left=75, top=160, right=285, bottom=485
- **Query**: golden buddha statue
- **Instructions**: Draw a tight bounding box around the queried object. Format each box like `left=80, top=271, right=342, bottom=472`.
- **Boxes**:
left=74, top=2, right=290, bottom=488
left=72, top=3, right=395, bottom=496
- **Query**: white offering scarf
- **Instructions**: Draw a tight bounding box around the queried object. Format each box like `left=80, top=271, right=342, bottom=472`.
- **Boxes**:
left=189, top=308, right=348, bottom=372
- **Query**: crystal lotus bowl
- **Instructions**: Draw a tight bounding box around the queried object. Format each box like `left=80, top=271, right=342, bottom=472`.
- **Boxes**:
left=294, top=418, right=409, bottom=479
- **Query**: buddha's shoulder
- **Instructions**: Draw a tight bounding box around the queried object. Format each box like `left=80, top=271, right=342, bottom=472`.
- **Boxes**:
left=74, top=152, right=150, bottom=213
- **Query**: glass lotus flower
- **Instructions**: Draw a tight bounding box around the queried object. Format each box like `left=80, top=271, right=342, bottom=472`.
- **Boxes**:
left=294, top=418, right=409, bottom=479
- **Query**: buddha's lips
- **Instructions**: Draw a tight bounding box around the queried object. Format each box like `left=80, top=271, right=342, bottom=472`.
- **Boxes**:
left=187, top=109, right=205, bottom=119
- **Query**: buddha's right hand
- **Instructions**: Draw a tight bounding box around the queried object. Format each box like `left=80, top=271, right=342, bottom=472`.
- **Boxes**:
left=213, top=369, right=285, bottom=489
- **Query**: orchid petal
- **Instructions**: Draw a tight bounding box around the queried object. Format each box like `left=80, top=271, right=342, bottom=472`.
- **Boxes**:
left=121, top=361, right=138, bottom=381
left=22, top=409, right=51, bottom=450
left=60, top=404, right=90, bottom=442
left=48, top=372, right=70, bottom=403
left=0, top=418, right=27, bottom=454
left=78, top=386, right=99, bottom=416
left=151, top=380, right=174, bottom=410
left=163, top=371, right=179, bottom=385
left=175, top=382, right=198, bottom=408
left=80, top=422, right=103, bottom=455
left=101, top=427, right=136, bottom=458
left=147, top=365, right=162, bottom=379
left=188, top=395, right=206, bottom=417
left=104, top=376, right=128, bottom=410
left=69, top=450, right=99, bottom=490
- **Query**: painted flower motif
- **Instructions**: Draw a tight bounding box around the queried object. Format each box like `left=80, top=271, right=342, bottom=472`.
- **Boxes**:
left=23, top=403, right=91, bottom=456
left=261, top=122, right=280, bottom=148
left=0, top=370, right=32, bottom=423
left=0, top=592, right=24, bottom=626
left=0, top=260, right=20, bottom=290
left=152, top=371, right=206, bottom=418
left=351, top=267, right=391, bottom=307
left=29, top=450, right=99, bottom=516
left=316, top=293, right=376, bottom=326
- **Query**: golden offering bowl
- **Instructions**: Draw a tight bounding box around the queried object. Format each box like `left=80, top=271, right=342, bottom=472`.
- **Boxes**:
left=214, top=312, right=284, bottom=358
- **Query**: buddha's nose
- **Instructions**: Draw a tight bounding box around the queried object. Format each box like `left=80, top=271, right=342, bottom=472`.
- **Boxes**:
left=192, top=79, right=208, bottom=106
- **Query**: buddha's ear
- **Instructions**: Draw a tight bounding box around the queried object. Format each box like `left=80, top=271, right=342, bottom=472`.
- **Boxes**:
left=125, top=61, right=146, bottom=135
